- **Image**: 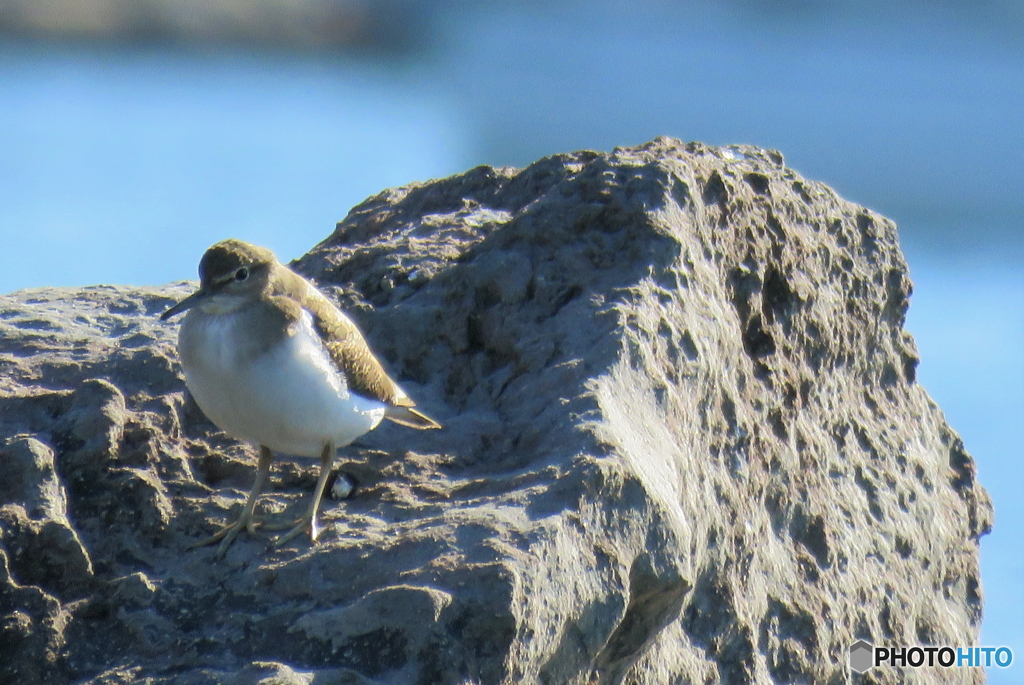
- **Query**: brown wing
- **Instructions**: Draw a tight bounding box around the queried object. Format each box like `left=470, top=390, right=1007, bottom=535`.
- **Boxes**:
left=384, top=405, right=441, bottom=430
left=305, top=292, right=412, bottom=407
left=280, top=268, right=439, bottom=428
left=315, top=312, right=441, bottom=428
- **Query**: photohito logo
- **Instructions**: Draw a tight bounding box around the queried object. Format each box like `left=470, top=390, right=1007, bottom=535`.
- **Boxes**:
left=849, top=640, right=1013, bottom=673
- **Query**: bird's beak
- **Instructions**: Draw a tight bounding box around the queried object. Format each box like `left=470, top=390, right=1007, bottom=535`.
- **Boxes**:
left=160, top=288, right=211, bottom=320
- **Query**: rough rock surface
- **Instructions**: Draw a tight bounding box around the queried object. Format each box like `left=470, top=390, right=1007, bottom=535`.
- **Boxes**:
left=0, top=137, right=992, bottom=685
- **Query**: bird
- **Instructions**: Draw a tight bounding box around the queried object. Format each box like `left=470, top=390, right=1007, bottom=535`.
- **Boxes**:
left=160, top=239, right=440, bottom=556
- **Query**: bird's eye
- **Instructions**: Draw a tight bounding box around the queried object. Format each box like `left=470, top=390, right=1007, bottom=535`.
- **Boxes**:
left=235, top=267, right=249, bottom=282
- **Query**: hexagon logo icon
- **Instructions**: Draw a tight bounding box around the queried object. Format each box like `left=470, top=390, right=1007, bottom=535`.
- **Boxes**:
left=849, top=640, right=874, bottom=673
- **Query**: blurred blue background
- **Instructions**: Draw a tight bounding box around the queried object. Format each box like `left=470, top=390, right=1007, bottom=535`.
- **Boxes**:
left=1, top=1, right=1021, bottom=680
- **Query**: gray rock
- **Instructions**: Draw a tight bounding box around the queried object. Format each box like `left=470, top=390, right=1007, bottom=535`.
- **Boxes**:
left=0, top=137, right=991, bottom=684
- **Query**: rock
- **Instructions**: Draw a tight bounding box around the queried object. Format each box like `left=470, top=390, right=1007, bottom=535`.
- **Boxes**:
left=0, top=433, right=94, bottom=605
left=290, top=585, right=452, bottom=680
left=0, top=548, right=72, bottom=684
left=0, top=138, right=991, bottom=684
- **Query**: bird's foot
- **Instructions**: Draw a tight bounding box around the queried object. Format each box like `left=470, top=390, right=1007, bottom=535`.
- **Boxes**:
left=189, top=513, right=262, bottom=558
left=259, top=515, right=304, bottom=532
left=271, top=514, right=323, bottom=549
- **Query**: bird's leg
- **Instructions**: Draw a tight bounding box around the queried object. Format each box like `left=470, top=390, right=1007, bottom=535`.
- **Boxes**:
left=273, top=441, right=336, bottom=548
left=190, top=445, right=273, bottom=557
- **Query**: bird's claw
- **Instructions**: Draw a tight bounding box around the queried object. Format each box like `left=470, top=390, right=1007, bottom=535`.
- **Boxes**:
left=271, top=515, right=322, bottom=549
left=189, top=514, right=263, bottom=558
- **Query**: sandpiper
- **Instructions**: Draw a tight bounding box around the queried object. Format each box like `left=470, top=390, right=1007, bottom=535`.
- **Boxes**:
left=161, top=239, right=440, bottom=556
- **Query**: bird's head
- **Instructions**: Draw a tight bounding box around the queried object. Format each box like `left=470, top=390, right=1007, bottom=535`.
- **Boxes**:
left=161, top=239, right=278, bottom=320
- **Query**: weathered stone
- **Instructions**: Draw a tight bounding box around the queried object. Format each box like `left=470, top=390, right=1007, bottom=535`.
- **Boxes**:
left=0, top=138, right=991, bottom=684
left=0, top=436, right=93, bottom=601
left=0, top=548, right=72, bottom=685
left=1, top=435, right=72, bottom=523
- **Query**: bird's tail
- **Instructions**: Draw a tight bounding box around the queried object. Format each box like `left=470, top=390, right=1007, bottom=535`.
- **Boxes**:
left=384, top=405, right=442, bottom=430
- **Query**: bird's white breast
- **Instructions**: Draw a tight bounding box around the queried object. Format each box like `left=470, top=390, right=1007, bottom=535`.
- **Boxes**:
left=178, top=308, right=386, bottom=457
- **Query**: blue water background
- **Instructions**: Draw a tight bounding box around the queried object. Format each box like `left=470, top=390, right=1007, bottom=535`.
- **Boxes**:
left=1, top=3, right=1021, bottom=679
